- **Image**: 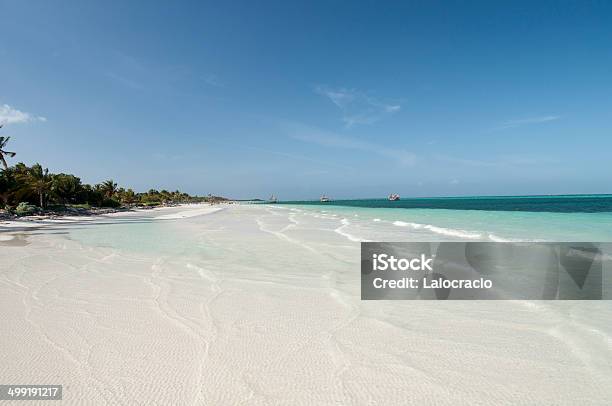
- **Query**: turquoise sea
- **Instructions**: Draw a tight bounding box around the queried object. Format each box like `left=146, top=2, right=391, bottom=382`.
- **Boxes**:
left=276, top=195, right=612, bottom=241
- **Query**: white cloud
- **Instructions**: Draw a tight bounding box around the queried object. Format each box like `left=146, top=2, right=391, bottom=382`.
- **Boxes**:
left=495, top=115, right=560, bottom=130
left=315, top=86, right=401, bottom=127
left=0, top=104, right=45, bottom=124
left=283, top=121, right=416, bottom=166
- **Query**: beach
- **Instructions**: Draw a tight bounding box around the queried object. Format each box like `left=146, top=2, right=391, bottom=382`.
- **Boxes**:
left=1, top=203, right=612, bottom=405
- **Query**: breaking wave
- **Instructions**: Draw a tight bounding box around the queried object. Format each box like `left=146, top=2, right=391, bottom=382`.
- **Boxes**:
left=392, top=220, right=483, bottom=239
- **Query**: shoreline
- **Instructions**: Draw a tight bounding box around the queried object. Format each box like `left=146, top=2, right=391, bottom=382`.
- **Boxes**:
left=0, top=202, right=230, bottom=231
left=5, top=200, right=612, bottom=243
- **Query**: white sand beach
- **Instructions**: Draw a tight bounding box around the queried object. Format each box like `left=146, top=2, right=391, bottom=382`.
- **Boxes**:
left=1, top=204, right=612, bottom=405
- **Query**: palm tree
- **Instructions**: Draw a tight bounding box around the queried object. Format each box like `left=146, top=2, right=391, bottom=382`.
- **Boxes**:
left=120, top=188, right=137, bottom=205
left=0, top=125, right=17, bottom=170
left=99, top=179, right=118, bottom=199
left=0, top=167, right=18, bottom=208
left=51, top=173, right=83, bottom=204
left=19, top=164, right=52, bottom=208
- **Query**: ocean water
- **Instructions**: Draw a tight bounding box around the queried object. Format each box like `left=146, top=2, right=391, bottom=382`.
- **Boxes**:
left=280, top=195, right=612, bottom=213
left=276, top=195, right=612, bottom=241
left=60, top=195, right=612, bottom=259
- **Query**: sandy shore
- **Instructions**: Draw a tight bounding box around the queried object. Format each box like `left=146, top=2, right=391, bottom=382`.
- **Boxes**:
left=1, top=204, right=611, bottom=405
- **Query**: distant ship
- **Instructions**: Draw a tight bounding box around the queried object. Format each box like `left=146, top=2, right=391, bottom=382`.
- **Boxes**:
left=320, top=195, right=331, bottom=202
left=388, top=193, right=400, bottom=201
left=269, top=195, right=278, bottom=203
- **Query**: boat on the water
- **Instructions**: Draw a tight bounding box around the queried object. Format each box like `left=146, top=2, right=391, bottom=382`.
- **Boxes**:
left=269, top=195, right=278, bottom=203
left=388, top=193, right=400, bottom=201
left=320, top=195, right=331, bottom=202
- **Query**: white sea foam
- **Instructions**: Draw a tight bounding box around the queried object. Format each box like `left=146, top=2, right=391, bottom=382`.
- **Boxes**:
left=334, top=218, right=369, bottom=242
left=426, top=225, right=481, bottom=239
left=392, top=220, right=413, bottom=227
left=487, top=233, right=520, bottom=242
left=392, top=220, right=482, bottom=239
left=267, top=205, right=290, bottom=210
left=487, top=233, right=544, bottom=242
left=391, top=220, right=529, bottom=241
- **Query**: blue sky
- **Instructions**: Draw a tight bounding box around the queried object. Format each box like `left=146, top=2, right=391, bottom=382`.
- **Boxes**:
left=1, top=0, right=611, bottom=199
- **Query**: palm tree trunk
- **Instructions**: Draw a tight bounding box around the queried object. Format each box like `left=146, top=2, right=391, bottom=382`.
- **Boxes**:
left=39, top=191, right=44, bottom=208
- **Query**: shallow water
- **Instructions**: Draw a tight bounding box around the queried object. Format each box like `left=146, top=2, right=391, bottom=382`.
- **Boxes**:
left=274, top=204, right=612, bottom=242
left=2, top=205, right=612, bottom=404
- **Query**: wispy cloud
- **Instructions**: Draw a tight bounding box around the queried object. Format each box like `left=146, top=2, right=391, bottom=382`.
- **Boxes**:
left=435, top=153, right=560, bottom=168
left=0, top=104, right=46, bottom=124
left=203, top=73, right=224, bottom=87
left=314, top=85, right=400, bottom=127
left=105, top=51, right=202, bottom=91
left=282, top=121, right=416, bottom=166
left=151, top=152, right=184, bottom=161
left=495, top=115, right=560, bottom=130
left=434, top=154, right=498, bottom=168
left=105, top=72, right=145, bottom=90
left=104, top=52, right=148, bottom=90
left=242, top=145, right=355, bottom=171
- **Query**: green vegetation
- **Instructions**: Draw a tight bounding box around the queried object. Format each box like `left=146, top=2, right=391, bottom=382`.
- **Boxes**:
left=0, top=162, right=223, bottom=215
left=0, top=128, right=226, bottom=215
left=14, top=202, right=38, bottom=216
